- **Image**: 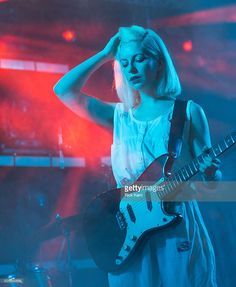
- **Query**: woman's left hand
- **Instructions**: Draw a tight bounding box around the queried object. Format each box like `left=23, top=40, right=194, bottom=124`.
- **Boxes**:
left=199, top=147, right=221, bottom=180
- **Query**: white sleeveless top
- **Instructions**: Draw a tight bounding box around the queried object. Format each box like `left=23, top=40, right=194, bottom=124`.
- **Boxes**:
left=111, top=101, right=193, bottom=188
left=108, top=101, right=217, bottom=287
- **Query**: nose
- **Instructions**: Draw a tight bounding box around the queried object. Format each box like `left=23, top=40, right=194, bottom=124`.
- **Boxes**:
left=128, top=62, right=137, bottom=74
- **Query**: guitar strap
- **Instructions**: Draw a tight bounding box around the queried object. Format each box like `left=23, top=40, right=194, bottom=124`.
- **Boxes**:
left=168, top=99, right=188, bottom=159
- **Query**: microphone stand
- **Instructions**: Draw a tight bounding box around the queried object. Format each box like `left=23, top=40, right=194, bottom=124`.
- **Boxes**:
left=55, top=214, right=73, bottom=287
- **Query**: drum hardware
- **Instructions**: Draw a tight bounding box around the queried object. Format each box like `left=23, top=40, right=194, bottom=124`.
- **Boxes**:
left=29, top=213, right=83, bottom=287
left=54, top=214, right=73, bottom=287
left=0, top=213, right=84, bottom=287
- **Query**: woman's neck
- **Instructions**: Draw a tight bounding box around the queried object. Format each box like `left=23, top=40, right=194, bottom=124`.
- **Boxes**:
left=132, top=91, right=174, bottom=122
left=138, top=90, right=170, bottom=108
left=139, top=89, right=157, bottom=104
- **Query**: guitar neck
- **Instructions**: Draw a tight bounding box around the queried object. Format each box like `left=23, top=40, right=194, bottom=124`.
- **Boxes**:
left=160, top=131, right=236, bottom=198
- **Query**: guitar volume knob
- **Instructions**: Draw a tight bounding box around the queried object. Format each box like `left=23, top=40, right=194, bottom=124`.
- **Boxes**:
left=124, top=245, right=131, bottom=251
left=115, top=256, right=123, bottom=265
left=130, top=235, right=137, bottom=242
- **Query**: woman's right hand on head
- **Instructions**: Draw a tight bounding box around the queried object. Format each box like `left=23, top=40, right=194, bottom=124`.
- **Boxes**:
left=102, top=32, right=120, bottom=60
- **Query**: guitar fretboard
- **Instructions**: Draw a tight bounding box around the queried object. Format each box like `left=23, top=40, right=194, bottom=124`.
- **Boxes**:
left=158, top=131, right=236, bottom=199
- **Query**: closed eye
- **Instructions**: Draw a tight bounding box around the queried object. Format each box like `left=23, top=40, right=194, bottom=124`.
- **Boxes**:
left=120, top=60, right=128, bottom=68
left=119, top=54, right=147, bottom=68
left=135, top=55, right=146, bottom=62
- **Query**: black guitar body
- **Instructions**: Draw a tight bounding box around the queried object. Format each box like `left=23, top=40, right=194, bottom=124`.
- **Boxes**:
left=82, top=154, right=181, bottom=272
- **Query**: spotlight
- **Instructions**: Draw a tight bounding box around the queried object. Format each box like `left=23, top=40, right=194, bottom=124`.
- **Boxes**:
left=62, top=30, right=77, bottom=42
left=182, top=40, right=193, bottom=52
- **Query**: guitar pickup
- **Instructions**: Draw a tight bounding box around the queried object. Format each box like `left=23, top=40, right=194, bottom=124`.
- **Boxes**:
left=127, top=204, right=136, bottom=223
left=145, top=191, right=153, bottom=211
left=116, top=211, right=127, bottom=230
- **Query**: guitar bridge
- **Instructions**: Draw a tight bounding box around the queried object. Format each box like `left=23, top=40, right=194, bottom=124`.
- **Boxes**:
left=116, top=211, right=126, bottom=230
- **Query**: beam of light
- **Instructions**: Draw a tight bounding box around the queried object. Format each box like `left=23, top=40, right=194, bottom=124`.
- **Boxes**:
left=152, top=5, right=236, bottom=27
left=51, top=170, right=84, bottom=218
left=0, top=68, right=113, bottom=159
left=33, top=169, right=86, bottom=261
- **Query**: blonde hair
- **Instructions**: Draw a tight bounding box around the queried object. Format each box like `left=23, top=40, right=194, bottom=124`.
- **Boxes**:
left=114, top=25, right=181, bottom=110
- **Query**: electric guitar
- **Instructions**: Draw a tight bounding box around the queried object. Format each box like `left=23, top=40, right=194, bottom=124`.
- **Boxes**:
left=82, top=131, right=236, bottom=272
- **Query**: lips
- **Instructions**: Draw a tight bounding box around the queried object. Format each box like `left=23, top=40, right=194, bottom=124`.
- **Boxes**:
left=129, top=76, right=141, bottom=82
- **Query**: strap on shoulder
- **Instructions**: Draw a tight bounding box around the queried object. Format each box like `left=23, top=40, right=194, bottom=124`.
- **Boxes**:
left=168, top=99, right=188, bottom=159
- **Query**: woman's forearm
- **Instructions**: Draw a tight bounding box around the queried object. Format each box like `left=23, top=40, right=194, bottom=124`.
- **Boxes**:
left=54, top=50, right=110, bottom=96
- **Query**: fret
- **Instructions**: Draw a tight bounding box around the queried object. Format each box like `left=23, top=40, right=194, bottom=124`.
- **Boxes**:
left=218, top=144, right=223, bottom=153
left=156, top=190, right=162, bottom=200
left=192, top=159, right=199, bottom=170
left=208, top=148, right=214, bottom=158
left=160, top=186, right=168, bottom=198
left=187, top=164, right=194, bottom=175
left=174, top=177, right=181, bottom=188
left=180, top=172, right=184, bottom=182
left=171, top=179, right=177, bottom=188
left=158, top=190, right=164, bottom=199
left=173, top=173, right=182, bottom=186
left=213, top=145, right=222, bottom=155
left=154, top=189, right=159, bottom=199
left=176, top=173, right=183, bottom=183
left=230, top=133, right=235, bottom=143
left=224, top=138, right=229, bottom=148
left=163, top=187, right=169, bottom=197
left=211, top=148, right=217, bottom=157
left=179, top=169, right=186, bottom=181
left=163, top=184, right=171, bottom=196
left=198, top=155, right=204, bottom=164
left=219, top=141, right=227, bottom=151
left=182, top=167, right=189, bottom=179
left=186, top=166, right=191, bottom=177
left=173, top=175, right=180, bottom=185
left=226, top=135, right=234, bottom=146
left=190, top=161, right=198, bottom=173
left=167, top=180, right=174, bottom=191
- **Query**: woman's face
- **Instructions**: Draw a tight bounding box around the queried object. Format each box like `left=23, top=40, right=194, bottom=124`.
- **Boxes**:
left=118, top=41, right=160, bottom=91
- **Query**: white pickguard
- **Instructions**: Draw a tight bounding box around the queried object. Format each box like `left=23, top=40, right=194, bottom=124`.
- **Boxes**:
left=115, top=183, right=177, bottom=265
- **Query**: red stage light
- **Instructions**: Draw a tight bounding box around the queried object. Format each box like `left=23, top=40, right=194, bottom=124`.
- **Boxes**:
left=62, top=30, right=76, bottom=42
left=182, top=40, right=193, bottom=52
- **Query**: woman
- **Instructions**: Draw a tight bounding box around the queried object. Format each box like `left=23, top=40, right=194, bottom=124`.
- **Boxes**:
left=54, top=25, right=221, bottom=287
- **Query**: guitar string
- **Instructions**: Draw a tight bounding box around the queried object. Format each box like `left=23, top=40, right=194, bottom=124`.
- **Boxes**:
left=120, top=132, right=235, bottom=221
